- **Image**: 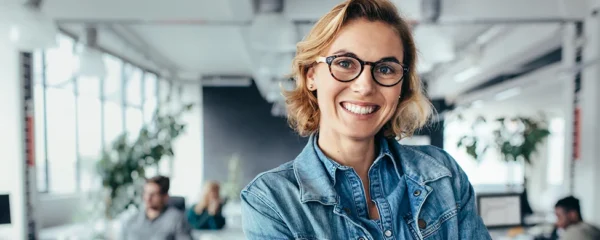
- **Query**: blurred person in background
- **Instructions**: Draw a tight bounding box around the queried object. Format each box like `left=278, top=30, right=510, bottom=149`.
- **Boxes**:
left=186, top=181, right=227, bottom=230
left=555, top=196, right=600, bottom=240
left=124, top=175, right=192, bottom=240
left=240, top=0, right=491, bottom=239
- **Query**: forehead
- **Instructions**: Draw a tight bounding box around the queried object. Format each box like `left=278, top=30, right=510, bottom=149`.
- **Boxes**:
left=144, top=182, right=160, bottom=192
left=326, top=18, right=404, bottom=62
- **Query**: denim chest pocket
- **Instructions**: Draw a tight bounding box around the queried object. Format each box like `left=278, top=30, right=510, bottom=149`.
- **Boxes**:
left=406, top=205, right=459, bottom=239
left=286, top=205, right=348, bottom=240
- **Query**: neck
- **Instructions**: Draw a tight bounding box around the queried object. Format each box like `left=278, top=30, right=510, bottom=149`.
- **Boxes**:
left=317, top=129, right=377, bottom=179
left=571, top=219, right=583, bottom=226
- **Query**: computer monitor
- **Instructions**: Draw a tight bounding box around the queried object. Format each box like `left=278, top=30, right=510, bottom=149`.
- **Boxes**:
left=477, top=193, right=522, bottom=229
left=0, top=194, right=11, bottom=224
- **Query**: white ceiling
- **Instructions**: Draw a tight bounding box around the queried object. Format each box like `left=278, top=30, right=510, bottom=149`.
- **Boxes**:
left=35, top=0, right=592, bottom=104
left=455, top=63, right=568, bottom=118
left=132, top=25, right=252, bottom=76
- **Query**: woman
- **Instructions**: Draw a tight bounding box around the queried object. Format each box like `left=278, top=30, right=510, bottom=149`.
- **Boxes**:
left=186, top=181, right=226, bottom=230
left=241, top=0, right=491, bottom=239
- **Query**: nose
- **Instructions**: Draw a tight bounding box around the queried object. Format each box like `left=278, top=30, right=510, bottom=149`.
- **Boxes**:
left=350, top=65, right=376, bottom=96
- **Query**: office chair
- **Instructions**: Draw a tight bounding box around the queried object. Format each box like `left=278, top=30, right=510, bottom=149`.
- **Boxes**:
left=168, top=196, right=186, bottom=212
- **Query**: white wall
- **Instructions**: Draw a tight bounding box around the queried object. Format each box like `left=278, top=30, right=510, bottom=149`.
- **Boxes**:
left=0, top=37, right=27, bottom=239
left=169, top=82, right=204, bottom=205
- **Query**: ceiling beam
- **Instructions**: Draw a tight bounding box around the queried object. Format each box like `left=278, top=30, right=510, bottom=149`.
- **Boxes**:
left=438, top=0, right=587, bottom=23
left=45, top=0, right=587, bottom=25
left=43, top=0, right=247, bottom=22
left=106, top=25, right=179, bottom=72
left=454, top=62, right=564, bottom=106
left=428, top=23, right=563, bottom=99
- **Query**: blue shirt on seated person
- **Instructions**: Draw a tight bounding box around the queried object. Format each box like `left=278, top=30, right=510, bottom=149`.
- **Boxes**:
left=186, top=181, right=226, bottom=230
left=186, top=203, right=226, bottom=230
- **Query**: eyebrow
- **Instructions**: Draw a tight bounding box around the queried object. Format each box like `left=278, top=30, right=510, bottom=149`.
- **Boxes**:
left=331, top=49, right=401, bottom=63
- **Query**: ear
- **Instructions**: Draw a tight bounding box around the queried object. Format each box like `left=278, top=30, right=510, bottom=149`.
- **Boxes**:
left=567, top=210, right=580, bottom=221
left=306, top=67, right=317, bottom=90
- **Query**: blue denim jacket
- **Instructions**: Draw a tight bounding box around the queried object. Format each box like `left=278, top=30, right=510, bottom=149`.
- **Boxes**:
left=241, top=134, right=491, bottom=240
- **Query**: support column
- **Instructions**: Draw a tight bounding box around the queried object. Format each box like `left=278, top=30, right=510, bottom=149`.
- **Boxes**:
left=0, top=37, right=27, bottom=239
left=561, top=22, right=576, bottom=197
left=573, top=8, right=600, bottom=226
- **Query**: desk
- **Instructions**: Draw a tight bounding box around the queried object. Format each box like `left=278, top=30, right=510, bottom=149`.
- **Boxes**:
left=192, top=227, right=245, bottom=240
left=40, top=222, right=245, bottom=240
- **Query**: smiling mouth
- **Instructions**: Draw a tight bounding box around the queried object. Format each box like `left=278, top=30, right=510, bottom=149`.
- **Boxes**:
left=340, top=102, right=380, bottom=115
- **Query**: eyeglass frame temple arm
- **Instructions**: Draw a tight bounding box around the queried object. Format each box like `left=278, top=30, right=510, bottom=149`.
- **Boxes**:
left=316, top=56, right=328, bottom=64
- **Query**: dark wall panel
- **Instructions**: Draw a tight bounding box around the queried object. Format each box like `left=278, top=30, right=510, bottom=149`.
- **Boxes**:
left=202, top=83, right=307, bottom=186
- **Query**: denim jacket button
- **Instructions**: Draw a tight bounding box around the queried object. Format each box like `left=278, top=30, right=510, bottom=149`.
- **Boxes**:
left=384, top=230, right=393, bottom=237
left=413, top=189, right=421, bottom=196
left=343, top=208, right=351, bottom=214
left=418, top=219, right=427, bottom=229
left=358, top=237, right=366, bottom=240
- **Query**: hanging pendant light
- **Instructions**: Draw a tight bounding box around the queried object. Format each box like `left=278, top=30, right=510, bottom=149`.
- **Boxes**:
left=2, top=0, right=58, bottom=51
left=75, top=26, right=107, bottom=79
left=248, top=0, right=297, bottom=52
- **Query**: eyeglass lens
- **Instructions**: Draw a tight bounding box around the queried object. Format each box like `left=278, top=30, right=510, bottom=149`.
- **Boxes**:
left=329, top=56, right=404, bottom=86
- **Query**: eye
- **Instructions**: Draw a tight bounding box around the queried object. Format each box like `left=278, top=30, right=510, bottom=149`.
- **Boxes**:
left=336, top=60, right=354, bottom=69
left=376, top=65, right=395, bottom=75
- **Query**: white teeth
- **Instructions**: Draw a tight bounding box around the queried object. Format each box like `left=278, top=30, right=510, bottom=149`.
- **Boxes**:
left=342, top=103, right=376, bottom=115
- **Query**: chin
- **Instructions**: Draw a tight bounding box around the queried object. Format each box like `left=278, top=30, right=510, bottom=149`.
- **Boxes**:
left=147, top=205, right=162, bottom=210
left=340, top=126, right=380, bottom=140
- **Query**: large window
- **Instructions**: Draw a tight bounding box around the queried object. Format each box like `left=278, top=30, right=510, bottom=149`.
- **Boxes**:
left=547, top=117, right=565, bottom=186
left=46, top=84, right=78, bottom=193
left=34, top=83, right=47, bottom=192
left=77, top=76, right=102, bottom=191
left=143, top=73, right=157, bottom=123
left=444, top=115, right=565, bottom=188
left=33, top=33, right=168, bottom=194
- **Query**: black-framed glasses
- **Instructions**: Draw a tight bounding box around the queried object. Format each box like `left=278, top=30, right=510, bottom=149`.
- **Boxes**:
left=316, top=54, right=409, bottom=87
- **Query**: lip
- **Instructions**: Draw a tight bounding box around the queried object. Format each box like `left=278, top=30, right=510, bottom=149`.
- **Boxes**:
left=339, top=101, right=381, bottom=116
left=340, top=101, right=380, bottom=107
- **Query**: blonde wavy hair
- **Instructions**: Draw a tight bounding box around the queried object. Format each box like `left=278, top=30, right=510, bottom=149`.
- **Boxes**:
left=284, top=0, right=432, bottom=139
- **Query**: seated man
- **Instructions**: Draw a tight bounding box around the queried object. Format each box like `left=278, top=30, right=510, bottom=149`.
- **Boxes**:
left=124, top=176, right=192, bottom=240
left=186, top=181, right=226, bottom=230
left=555, top=196, right=600, bottom=240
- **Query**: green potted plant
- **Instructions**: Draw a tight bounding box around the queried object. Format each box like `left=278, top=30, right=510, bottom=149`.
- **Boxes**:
left=456, top=115, right=551, bottom=217
left=96, top=102, right=194, bottom=219
left=457, top=116, right=551, bottom=165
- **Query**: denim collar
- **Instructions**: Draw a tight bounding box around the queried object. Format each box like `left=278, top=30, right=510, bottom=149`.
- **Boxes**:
left=293, top=134, right=452, bottom=205
left=312, top=133, right=398, bottom=185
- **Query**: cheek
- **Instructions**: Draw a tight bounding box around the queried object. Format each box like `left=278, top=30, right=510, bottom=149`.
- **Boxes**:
left=314, top=66, right=339, bottom=90
left=316, top=79, right=345, bottom=108
left=383, top=89, right=401, bottom=109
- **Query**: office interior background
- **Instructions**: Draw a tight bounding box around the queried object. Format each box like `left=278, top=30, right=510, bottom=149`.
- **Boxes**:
left=1, top=0, right=600, bottom=239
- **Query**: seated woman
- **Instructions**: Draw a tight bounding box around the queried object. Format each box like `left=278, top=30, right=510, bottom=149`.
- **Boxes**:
left=186, top=181, right=226, bottom=230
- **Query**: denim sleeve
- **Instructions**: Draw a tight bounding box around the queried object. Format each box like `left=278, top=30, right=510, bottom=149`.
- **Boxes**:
left=241, top=189, right=294, bottom=240
left=455, top=163, right=492, bottom=240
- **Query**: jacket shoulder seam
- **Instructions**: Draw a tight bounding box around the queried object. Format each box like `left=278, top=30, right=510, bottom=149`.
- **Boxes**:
left=244, top=162, right=295, bottom=191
